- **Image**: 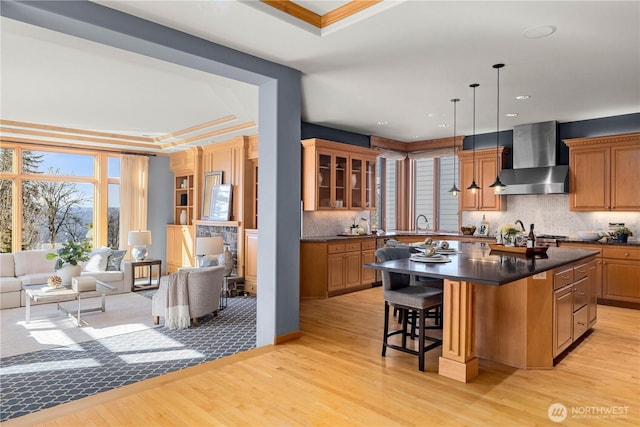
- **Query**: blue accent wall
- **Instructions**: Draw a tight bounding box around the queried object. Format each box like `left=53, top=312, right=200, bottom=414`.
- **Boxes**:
left=147, top=156, right=172, bottom=268
left=301, top=122, right=370, bottom=147
left=463, top=113, right=640, bottom=167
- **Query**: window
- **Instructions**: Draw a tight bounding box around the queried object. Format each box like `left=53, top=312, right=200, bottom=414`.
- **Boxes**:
left=378, top=152, right=459, bottom=232
left=0, top=179, right=12, bottom=253
left=415, top=156, right=459, bottom=232
left=384, top=158, right=397, bottom=231
left=0, top=144, right=120, bottom=252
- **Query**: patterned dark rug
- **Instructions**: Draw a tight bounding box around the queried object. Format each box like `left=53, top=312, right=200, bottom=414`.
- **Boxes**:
left=0, top=292, right=256, bottom=422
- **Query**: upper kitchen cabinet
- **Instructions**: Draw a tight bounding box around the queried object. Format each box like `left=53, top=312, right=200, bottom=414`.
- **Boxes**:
left=301, top=139, right=378, bottom=211
left=565, top=133, right=640, bottom=211
left=458, top=147, right=509, bottom=211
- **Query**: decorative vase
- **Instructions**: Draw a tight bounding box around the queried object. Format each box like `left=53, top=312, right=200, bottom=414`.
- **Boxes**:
left=219, top=246, right=234, bottom=276
left=318, top=173, right=323, bottom=186
left=180, top=210, right=187, bottom=225
left=57, top=264, right=82, bottom=285
left=351, top=173, right=357, bottom=188
left=503, top=233, right=516, bottom=247
left=617, top=233, right=628, bottom=243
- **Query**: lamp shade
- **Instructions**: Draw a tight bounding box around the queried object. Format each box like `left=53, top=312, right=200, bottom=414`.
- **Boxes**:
left=128, top=230, right=152, bottom=246
left=195, top=236, right=224, bottom=256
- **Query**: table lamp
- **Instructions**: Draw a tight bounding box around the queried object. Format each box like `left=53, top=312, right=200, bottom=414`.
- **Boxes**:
left=195, top=236, right=224, bottom=267
left=128, top=230, right=152, bottom=261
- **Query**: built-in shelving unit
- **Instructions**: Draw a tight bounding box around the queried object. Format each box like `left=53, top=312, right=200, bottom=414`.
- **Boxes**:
left=174, top=174, right=194, bottom=225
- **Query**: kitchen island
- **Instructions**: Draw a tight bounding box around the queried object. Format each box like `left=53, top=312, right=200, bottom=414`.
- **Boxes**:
left=365, top=241, right=599, bottom=382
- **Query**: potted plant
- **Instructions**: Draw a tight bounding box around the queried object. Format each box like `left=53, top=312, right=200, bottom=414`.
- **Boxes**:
left=46, top=240, right=92, bottom=284
left=614, top=226, right=633, bottom=243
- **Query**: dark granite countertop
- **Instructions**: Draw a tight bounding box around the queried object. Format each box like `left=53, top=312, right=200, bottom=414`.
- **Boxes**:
left=301, top=232, right=639, bottom=247
left=365, top=241, right=599, bottom=286
left=559, top=238, right=640, bottom=247
left=300, top=231, right=494, bottom=243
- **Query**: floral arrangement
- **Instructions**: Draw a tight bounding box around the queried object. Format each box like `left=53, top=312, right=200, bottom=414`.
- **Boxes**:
left=497, top=223, right=522, bottom=246
left=46, top=240, right=92, bottom=270
left=498, top=223, right=521, bottom=236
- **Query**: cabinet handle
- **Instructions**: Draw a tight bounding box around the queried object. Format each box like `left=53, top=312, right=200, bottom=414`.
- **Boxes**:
left=624, top=253, right=629, bottom=257
left=563, top=275, right=571, bottom=280
left=577, top=321, right=585, bottom=326
left=577, top=269, right=585, bottom=273
left=578, top=292, right=585, bottom=296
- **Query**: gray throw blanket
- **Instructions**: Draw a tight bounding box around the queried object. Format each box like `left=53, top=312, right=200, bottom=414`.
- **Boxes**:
left=165, top=269, right=190, bottom=329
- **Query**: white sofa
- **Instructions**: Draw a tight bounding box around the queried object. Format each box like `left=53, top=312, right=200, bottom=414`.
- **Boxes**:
left=0, top=250, right=133, bottom=309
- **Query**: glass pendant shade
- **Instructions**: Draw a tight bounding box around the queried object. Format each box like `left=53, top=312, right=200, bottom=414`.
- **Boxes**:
left=489, top=64, right=506, bottom=193
left=448, top=98, right=460, bottom=196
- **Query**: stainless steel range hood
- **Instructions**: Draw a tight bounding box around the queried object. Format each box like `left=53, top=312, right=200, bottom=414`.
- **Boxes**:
left=498, top=121, right=569, bottom=195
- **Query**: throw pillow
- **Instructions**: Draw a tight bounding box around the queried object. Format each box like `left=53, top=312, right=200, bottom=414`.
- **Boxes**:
left=107, top=249, right=127, bottom=271
left=199, top=255, right=219, bottom=268
left=84, top=248, right=111, bottom=272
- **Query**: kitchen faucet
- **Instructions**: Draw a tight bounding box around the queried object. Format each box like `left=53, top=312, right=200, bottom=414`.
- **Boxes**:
left=515, top=220, right=525, bottom=232
left=416, top=214, right=429, bottom=231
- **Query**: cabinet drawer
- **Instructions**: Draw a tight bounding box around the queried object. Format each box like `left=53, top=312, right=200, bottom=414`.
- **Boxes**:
left=603, top=246, right=640, bottom=261
left=573, top=278, right=588, bottom=311
left=361, top=240, right=376, bottom=250
left=345, top=242, right=361, bottom=252
left=554, top=267, right=574, bottom=290
left=573, top=263, right=589, bottom=281
left=327, top=243, right=346, bottom=254
left=573, top=306, right=589, bottom=339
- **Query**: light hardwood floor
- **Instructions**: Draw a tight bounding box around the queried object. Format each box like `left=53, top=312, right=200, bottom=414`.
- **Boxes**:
left=4, top=287, right=639, bottom=426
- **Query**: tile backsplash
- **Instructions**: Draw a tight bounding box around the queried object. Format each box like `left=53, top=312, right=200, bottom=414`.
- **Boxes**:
left=303, top=210, right=372, bottom=237
left=302, top=194, right=638, bottom=240
left=461, top=194, right=639, bottom=239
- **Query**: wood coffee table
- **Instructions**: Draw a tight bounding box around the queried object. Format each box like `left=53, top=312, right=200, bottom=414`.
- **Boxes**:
left=23, top=280, right=115, bottom=326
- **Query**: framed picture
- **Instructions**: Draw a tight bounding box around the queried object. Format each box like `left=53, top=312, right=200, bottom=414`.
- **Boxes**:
left=202, top=171, right=223, bottom=220
left=208, top=184, right=233, bottom=221
left=478, top=222, right=490, bottom=236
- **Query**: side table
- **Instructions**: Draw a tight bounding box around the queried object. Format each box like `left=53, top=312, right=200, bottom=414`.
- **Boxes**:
left=128, top=259, right=162, bottom=292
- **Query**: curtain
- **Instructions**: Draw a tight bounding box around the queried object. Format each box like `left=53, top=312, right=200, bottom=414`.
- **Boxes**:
left=120, top=154, right=149, bottom=258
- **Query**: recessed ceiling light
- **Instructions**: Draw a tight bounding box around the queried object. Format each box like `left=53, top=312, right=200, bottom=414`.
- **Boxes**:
left=523, top=25, right=557, bottom=39
left=506, top=113, right=519, bottom=117
left=515, top=95, right=531, bottom=100
left=377, top=121, right=388, bottom=126
left=427, top=112, right=446, bottom=118
left=438, top=124, right=449, bottom=128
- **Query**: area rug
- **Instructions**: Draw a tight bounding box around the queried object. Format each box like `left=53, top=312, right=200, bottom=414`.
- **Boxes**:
left=0, top=294, right=257, bottom=422
left=0, top=292, right=156, bottom=359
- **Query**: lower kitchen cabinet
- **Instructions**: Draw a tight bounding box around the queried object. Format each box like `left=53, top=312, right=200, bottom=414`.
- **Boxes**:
left=361, top=240, right=377, bottom=286
left=553, top=259, right=597, bottom=358
left=602, top=246, right=640, bottom=305
left=560, top=242, right=639, bottom=308
left=301, top=239, right=375, bottom=298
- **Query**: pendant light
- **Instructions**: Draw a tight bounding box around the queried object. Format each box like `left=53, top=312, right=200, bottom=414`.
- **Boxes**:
left=467, top=83, right=480, bottom=193
left=448, top=98, right=461, bottom=196
left=489, top=63, right=506, bottom=193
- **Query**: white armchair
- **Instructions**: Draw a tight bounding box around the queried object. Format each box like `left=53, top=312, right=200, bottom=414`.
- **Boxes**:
left=152, top=265, right=224, bottom=327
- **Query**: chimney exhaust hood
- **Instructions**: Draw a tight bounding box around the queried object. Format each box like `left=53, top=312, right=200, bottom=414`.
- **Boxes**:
left=498, top=121, right=569, bottom=195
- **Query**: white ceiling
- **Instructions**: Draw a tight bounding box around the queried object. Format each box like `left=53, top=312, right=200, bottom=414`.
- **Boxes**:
left=1, top=1, right=639, bottom=153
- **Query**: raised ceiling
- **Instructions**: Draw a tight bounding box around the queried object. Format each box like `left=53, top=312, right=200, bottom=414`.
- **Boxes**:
left=1, top=1, right=638, bottom=153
